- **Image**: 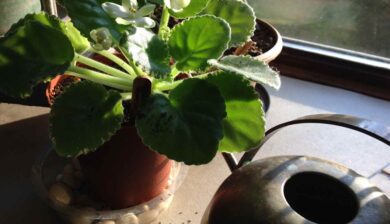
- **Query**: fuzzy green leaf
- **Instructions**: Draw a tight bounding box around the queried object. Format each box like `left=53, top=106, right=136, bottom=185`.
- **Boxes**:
left=168, top=15, right=230, bottom=71
left=7, top=12, right=89, bottom=53
left=0, top=21, right=74, bottom=98
left=59, top=0, right=128, bottom=43
left=208, top=55, right=281, bottom=89
left=50, top=81, right=124, bottom=157
left=123, top=27, right=170, bottom=78
left=168, top=0, right=210, bottom=19
left=206, top=72, right=265, bottom=152
left=201, top=0, right=255, bottom=47
left=62, top=21, right=91, bottom=53
left=136, top=79, right=226, bottom=164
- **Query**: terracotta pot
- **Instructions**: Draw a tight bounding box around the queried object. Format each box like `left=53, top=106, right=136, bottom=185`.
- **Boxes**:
left=78, top=126, right=173, bottom=209
left=254, top=19, right=283, bottom=63
left=203, top=156, right=390, bottom=224
left=45, top=74, right=79, bottom=106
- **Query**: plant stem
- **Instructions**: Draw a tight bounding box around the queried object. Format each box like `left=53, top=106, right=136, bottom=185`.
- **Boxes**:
left=158, top=5, right=170, bottom=37
left=118, top=46, right=148, bottom=77
left=154, top=73, right=210, bottom=91
left=233, top=41, right=254, bottom=56
left=154, top=80, right=181, bottom=91
left=120, top=92, right=132, bottom=100
left=92, top=50, right=137, bottom=76
left=68, top=66, right=133, bottom=91
left=76, top=54, right=134, bottom=80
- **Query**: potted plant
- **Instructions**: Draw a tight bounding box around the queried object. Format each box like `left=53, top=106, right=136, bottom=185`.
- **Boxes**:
left=0, top=0, right=281, bottom=222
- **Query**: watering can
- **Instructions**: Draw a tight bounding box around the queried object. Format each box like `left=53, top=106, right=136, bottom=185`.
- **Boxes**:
left=202, top=114, right=390, bottom=223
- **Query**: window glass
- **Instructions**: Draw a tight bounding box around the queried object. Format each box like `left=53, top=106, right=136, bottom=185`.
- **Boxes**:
left=248, top=0, right=390, bottom=58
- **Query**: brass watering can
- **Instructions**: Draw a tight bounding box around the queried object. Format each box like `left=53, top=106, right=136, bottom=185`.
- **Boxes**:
left=203, top=114, right=390, bottom=224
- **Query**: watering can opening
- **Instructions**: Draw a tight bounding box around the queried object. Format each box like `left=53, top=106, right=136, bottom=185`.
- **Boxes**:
left=284, top=171, right=359, bottom=223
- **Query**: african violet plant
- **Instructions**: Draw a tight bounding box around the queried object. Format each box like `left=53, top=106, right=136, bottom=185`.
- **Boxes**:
left=0, top=0, right=280, bottom=165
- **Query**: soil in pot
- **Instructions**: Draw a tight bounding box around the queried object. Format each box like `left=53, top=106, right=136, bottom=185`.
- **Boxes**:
left=225, top=19, right=277, bottom=57
left=78, top=126, right=173, bottom=209
left=249, top=19, right=278, bottom=56
left=46, top=75, right=80, bottom=106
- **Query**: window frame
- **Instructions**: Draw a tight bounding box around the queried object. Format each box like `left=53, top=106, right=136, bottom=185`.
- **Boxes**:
left=271, top=38, right=390, bottom=100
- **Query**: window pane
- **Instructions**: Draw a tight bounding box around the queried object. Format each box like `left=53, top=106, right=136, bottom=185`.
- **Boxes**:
left=248, top=0, right=390, bottom=58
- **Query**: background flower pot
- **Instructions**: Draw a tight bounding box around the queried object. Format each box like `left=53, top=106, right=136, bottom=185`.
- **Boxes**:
left=0, top=0, right=41, bottom=35
left=225, top=18, right=282, bottom=64
left=79, top=126, right=173, bottom=209
left=254, top=19, right=283, bottom=63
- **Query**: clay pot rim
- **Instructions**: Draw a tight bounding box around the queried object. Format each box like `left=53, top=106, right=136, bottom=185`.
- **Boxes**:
left=255, top=18, right=283, bottom=63
left=45, top=74, right=79, bottom=106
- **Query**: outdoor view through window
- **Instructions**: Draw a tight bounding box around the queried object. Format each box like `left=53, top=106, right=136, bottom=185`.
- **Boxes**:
left=248, top=0, right=390, bottom=59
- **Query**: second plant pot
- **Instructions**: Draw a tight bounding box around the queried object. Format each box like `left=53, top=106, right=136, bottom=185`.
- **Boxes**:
left=253, top=19, right=283, bottom=63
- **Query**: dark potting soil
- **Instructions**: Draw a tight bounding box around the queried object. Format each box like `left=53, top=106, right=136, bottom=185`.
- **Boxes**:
left=225, top=19, right=277, bottom=57
left=50, top=76, right=79, bottom=105
left=250, top=19, right=277, bottom=56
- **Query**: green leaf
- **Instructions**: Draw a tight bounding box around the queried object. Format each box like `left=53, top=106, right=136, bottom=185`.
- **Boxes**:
left=208, top=55, right=281, bottom=89
left=201, top=0, right=255, bottom=46
left=50, top=81, right=124, bottom=157
left=60, top=0, right=127, bottom=43
left=168, top=15, right=230, bottom=71
left=206, top=72, right=265, bottom=153
left=0, top=21, right=74, bottom=98
left=136, top=79, right=226, bottom=164
left=168, top=0, right=210, bottom=19
left=62, top=21, right=91, bottom=53
left=123, top=27, right=170, bottom=78
left=7, top=12, right=89, bottom=54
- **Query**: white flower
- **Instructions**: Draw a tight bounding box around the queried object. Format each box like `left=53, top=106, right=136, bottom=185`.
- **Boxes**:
left=116, top=17, right=156, bottom=29
left=164, top=0, right=191, bottom=12
left=102, top=1, right=156, bottom=28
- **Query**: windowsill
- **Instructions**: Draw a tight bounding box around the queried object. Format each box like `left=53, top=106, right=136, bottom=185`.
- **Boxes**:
left=0, top=76, right=389, bottom=223
left=271, top=39, right=390, bottom=100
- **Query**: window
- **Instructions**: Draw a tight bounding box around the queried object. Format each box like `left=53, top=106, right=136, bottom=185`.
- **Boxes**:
left=249, top=0, right=390, bottom=58
left=248, top=0, right=390, bottom=100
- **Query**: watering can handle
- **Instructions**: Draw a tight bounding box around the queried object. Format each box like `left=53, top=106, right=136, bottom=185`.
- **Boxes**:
left=223, top=114, right=390, bottom=171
